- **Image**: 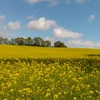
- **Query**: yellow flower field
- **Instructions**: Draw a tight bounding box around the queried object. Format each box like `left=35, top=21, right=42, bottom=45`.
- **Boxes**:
left=0, top=44, right=100, bottom=59
left=0, top=45, right=100, bottom=100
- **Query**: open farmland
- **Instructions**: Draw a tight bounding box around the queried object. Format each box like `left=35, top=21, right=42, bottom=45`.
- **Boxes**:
left=0, top=45, right=100, bottom=100
left=0, top=44, right=100, bottom=59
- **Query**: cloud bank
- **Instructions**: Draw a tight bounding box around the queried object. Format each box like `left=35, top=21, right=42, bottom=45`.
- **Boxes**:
left=0, top=15, right=14, bottom=38
left=67, top=39, right=100, bottom=48
left=25, top=0, right=59, bottom=6
left=0, top=15, right=6, bottom=22
left=7, top=21, right=21, bottom=30
left=27, top=17, right=56, bottom=30
left=53, top=27, right=82, bottom=39
left=66, top=0, right=91, bottom=4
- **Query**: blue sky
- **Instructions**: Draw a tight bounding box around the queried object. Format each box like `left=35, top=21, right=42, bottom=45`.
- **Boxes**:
left=0, top=0, right=100, bottom=48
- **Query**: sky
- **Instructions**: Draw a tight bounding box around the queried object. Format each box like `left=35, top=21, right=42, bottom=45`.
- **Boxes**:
left=0, top=0, right=100, bottom=48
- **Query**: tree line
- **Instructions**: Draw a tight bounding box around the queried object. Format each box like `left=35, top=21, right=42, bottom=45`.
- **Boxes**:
left=0, top=37, right=67, bottom=47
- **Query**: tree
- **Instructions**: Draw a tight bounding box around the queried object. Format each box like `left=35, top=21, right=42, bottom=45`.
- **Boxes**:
left=54, top=41, right=67, bottom=47
left=25, top=37, right=34, bottom=45
left=0, top=36, right=67, bottom=48
left=45, top=40, right=51, bottom=47
left=60, top=42, right=66, bottom=47
left=33, top=37, right=44, bottom=46
left=0, top=37, right=4, bottom=44
left=3, top=38, right=9, bottom=44
left=16, top=37, right=25, bottom=45
left=10, top=38, right=18, bottom=45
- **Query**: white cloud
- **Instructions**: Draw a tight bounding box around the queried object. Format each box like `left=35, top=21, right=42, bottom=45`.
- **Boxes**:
left=75, top=0, right=91, bottom=4
left=25, top=0, right=91, bottom=5
left=88, top=15, right=95, bottom=22
left=0, top=16, right=5, bottom=20
left=0, top=15, right=13, bottom=38
left=25, top=0, right=45, bottom=4
left=25, top=0, right=59, bottom=6
left=67, top=39, right=100, bottom=48
left=0, top=24, right=13, bottom=38
left=0, top=28, right=13, bottom=38
left=7, top=21, right=21, bottom=30
left=53, top=27, right=82, bottom=39
left=66, top=0, right=91, bottom=4
left=0, top=15, right=6, bottom=24
left=27, top=17, right=56, bottom=30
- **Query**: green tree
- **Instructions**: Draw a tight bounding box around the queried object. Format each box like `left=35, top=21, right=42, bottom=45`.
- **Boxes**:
left=0, top=37, right=4, bottom=44
left=33, top=37, right=44, bottom=46
left=16, top=37, right=25, bottom=45
left=45, top=40, right=51, bottom=47
left=3, top=38, right=9, bottom=44
left=26, top=37, right=34, bottom=45
left=54, top=41, right=67, bottom=47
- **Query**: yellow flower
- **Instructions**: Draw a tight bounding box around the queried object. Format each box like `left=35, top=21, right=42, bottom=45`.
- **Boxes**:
left=45, top=93, right=50, bottom=97
left=47, top=89, right=50, bottom=92
left=73, top=97, right=77, bottom=100
left=64, top=91, right=67, bottom=94
left=44, top=79, right=48, bottom=81
left=89, top=90, right=94, bottom=94
left=54, top=94, right=59, bottom=99
left=10, top=89, right=14, bottom=92
left=87, top=85, right=90, bottom=88
left=15, top=98, right=20, bottom=100
left=4, top=99, right=7, bottom=100
left=7, top=82, right=12, bottom=87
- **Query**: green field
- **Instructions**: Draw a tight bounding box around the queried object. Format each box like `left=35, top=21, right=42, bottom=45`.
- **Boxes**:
left=0, top=45, right=100, bottom=100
